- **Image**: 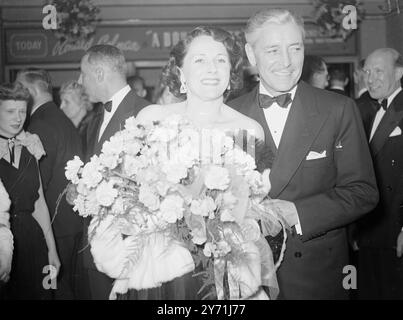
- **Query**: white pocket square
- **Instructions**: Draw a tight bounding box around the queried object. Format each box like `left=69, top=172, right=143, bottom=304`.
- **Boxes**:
left=389, top=126, right=402, bottom=137
left=306, top=150, right=327, bottom=160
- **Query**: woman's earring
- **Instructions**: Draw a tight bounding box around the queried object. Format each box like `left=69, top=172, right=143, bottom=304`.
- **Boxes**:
left=180, top=81, right=187, bottom=94
left=227, top=82, right=231, bottom=91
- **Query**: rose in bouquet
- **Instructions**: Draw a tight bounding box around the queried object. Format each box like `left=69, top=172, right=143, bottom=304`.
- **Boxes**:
left=65, top=115, right=286, bottom=300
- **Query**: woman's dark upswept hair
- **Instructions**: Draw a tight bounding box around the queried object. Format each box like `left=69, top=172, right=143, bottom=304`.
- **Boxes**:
left=163, top=26, right=244, bottom=100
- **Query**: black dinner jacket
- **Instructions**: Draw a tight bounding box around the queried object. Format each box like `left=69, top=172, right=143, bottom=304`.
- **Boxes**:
left=28, top=101, right=84, bottom=237
left=85, top=89, right=150, bottom=160
left=327, top=88, right=349, bottom=97
left=228, top=81, right=378, bottom=299
left=83, top=89, right=149, bottom=273
left=355, top=90, right=378, bottom=139
left=356, top=90, right=403, bottom=248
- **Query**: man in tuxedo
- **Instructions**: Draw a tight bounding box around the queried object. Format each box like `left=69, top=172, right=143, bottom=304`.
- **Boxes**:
left=228, top=8, right=378, bottom=299
left=355, top=48, right=403, bottom=299
left=16, top=69, right=85, bottom=299
left=78, top=44, right=150, bottom=299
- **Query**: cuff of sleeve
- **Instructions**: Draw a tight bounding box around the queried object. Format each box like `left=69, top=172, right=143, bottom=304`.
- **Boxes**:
left=295, top=222, right=302, bottom=235
left=290, top=202, right=302, bottom=235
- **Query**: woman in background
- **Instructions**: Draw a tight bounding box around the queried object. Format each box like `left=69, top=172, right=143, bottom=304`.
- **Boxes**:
left=59, top=80, right=94, bottom=155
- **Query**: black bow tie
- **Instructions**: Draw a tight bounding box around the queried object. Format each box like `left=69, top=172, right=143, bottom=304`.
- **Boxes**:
left=0, top=134, right=16, bottom=164
left=376, top=99, right=387, bottom=111
left=102, top=100, right=112, bottom=112
left=259, top=93, right=292, bottom=109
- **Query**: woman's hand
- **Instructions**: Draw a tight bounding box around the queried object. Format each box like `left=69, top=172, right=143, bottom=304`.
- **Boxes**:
left=0, top=226, right=13, bottom=283
left=48, top=249, right=61, bottom=278
left=66, top=183, right=78, bottom=206
left=0, top=261, right=11, bottom=283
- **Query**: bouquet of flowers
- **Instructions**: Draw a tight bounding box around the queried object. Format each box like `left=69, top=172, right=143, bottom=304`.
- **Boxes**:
left=65, top=115, right=285, bottom=300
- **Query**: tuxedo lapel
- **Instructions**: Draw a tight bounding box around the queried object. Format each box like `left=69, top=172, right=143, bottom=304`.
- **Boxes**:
left=269, top=82, right=329, bottom=198
left=95, top=90, right=138, bottom=155
left=86, top=106, right=104, bottom=158
left=370, top=92, right=403, bottom=157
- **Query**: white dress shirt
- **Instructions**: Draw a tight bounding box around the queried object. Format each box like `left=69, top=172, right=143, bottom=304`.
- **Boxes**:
left=260, top=83, right=297, bottom=148
left=259, top=83, right=302, bottom=234
left=98, top=85, right=131, bottom=141
left=369, top=87, right=402, bottom=141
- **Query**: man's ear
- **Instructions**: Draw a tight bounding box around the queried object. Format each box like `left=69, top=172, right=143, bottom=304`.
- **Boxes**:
left=395, top=66, right=403, bottom=82
left=95, top=66, right=104, bottom=82
left=24, top=84, right=37, bottom=98
left=245, top=43, right=257, bottom=67
left=353, top=71, right=359, bottom=85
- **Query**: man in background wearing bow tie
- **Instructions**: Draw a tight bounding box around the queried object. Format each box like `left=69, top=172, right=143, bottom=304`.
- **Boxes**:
left=78, top=44, right=150, bottom=300
left=228, top=8, right=378, bottom=299
left=354, top=48, right=403, bottom=299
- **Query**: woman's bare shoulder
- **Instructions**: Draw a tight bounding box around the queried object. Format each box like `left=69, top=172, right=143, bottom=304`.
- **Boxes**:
left=136, top=102, right=185, bottom=123
left=223, top=104, right=265, bottom=141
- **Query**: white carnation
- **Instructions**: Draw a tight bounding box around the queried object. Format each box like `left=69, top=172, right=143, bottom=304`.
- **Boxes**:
left=190, top=197, right=216, bottom=217
left=81, top=156, right=103, bottom=188
left=96, top=181, right=118, bottom=207
left=159, top=195, right=184, bottom=223
left=162, top=162, right=188, bottom=184
left=138, top=185, right=160, bottom=211
left=101, top=137, right=123, bottom=156
left=65, top=156, right=83, bottom=184
left=99, top=153, right=119, bottom=170
left=204, top=166, right=230, bottom=191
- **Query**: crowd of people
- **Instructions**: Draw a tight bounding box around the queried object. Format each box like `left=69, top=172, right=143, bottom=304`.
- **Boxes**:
left=0, top=7, right=402, bottom=300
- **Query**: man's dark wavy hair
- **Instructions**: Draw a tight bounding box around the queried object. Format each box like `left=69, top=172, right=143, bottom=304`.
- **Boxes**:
left=163, top=26, right=244, bottom=100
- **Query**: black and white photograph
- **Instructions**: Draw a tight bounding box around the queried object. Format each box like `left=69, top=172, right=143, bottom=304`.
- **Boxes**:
left=0, top=0, right=403, bottom=311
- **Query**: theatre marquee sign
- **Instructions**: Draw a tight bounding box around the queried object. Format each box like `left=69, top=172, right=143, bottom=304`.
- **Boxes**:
left=5, top=23, right=356, bottom=64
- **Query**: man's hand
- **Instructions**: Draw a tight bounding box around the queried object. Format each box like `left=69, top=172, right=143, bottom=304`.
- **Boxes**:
left=265, top=199, right=299, bottom=230
left=66, top=183, right=78, bottom=206
left=396, top=230, right=403, bottom=258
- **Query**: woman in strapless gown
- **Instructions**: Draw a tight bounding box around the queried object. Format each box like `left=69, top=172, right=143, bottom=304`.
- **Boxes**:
left=116, top=26, right=270, bottom=300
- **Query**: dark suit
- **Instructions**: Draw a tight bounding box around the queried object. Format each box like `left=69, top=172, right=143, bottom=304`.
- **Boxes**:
left=28, top=101, right=84, bottom=299
left=83, top=89, right=150, bottom=300
left=356, top=90, right=403, bottom=299
left=228, top=81, right=378, bottom=299
left=356, top=91, right=378, bottom=139
left=328, top=88, right=349, bottom=97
